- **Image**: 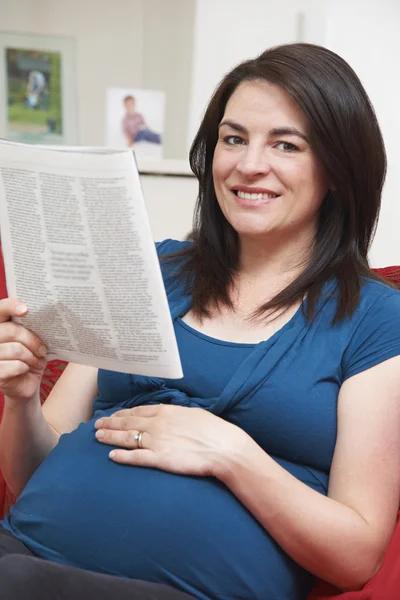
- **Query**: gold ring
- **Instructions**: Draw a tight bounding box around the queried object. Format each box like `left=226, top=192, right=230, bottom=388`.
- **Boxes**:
left=134, top=431, right=143, bottom=449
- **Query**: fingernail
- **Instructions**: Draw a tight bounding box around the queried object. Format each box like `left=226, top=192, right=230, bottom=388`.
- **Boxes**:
left=109, top=451, right=116, bottom=459
left=95, top=419, right=103, bottom=429
left=96, top=430, right=105, bottom=439
left=38, top=345, right=47, bottom=357
left=16, top=303, right=27, bottom=315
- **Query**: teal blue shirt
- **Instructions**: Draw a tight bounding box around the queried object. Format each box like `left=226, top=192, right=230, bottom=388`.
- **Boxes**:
left=2, top=239, right=400, bottom=600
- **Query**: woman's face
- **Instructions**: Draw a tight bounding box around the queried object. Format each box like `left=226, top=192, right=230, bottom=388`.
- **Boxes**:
left=212, top=79, right=330, bottom=244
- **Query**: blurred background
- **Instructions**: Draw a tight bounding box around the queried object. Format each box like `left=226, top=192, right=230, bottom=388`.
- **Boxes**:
left=0, top=0, right=398, bottom=267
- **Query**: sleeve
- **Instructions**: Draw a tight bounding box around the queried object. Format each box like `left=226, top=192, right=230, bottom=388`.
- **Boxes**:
left=155, top=239, right=191, bottom=256
left=342, top=289, right=400, bottom=381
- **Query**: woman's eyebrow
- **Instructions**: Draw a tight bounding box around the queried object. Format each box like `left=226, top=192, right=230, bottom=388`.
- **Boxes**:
left=269, top=127, right=309, bottom=143
left=218, top=120, right=247, bottom=133
left=218, top=121, right=309, bottom=143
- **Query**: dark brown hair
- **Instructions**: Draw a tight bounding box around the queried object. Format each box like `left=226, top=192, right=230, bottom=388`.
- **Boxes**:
left=165, top=43, right=389, bottom=322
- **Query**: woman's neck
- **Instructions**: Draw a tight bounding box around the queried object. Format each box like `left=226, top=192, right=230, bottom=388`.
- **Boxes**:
left=237, top=231, right=314, bottom=283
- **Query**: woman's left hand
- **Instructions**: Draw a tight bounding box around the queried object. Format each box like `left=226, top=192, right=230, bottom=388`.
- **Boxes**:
left=94, top=404, right=247, bottom=477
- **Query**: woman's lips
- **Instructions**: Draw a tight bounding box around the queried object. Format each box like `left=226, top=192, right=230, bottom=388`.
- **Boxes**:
left=232, top=189, right=280, bottom=207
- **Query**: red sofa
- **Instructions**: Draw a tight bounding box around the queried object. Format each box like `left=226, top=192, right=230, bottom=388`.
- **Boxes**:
left=0, top=251, right=399, bottom=599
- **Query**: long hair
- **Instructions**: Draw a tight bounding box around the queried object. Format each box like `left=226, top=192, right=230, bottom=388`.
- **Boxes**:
left=165, top=43, right=388, bottom=322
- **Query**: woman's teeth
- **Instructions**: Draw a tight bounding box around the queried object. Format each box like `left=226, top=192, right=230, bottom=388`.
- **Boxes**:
left=236, top=190, right=279, bottom=200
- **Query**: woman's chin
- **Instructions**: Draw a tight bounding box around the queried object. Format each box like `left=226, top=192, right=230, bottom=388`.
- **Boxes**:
left=233, top=224, right=277, bottom=239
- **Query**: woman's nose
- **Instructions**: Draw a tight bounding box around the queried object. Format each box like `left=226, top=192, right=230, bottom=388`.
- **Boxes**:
left=236, top=148, right=272, bottom=177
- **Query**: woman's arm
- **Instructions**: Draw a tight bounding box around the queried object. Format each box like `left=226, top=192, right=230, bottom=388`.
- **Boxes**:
left=215, top=355, right=400, bottom=591
left=0, top=363, right=98, bottom=496
left=42, top=363, right=98, bottom=435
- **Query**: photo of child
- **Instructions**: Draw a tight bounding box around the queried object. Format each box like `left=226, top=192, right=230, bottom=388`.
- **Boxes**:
left=122, top=95, right=161, bottom=146
left=106, top=88, right=165, bottom=161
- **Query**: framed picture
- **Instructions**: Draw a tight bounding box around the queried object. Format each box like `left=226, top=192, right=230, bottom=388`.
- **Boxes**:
left=105, top=88, right=165, bottom=161
left=0, top=32, right=77, bottom=145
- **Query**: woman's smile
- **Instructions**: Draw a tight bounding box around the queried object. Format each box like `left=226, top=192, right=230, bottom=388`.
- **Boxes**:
left=232, top=186, right=281, bottom=208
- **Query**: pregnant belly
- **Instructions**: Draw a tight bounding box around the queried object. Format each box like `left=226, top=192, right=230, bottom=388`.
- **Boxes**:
left=6, top=419, right=314, bottom=600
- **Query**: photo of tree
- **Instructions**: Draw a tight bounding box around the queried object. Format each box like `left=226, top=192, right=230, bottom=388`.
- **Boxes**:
left=6, top=47, right=63, bottom=143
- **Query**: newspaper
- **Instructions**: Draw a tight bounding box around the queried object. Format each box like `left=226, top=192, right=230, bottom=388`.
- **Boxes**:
left=0, top=140, right=183, bottom=379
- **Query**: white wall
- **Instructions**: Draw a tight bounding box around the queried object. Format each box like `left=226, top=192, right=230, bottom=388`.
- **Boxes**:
left=141, top=0, right=195, bottom=160
left=187, top=0, right=400, bottom=267
left=141, top=174, right=197, bottom=242
left=1, top=0, right=399, bottom=262
left=0, top=0, right=198, bottom=244
left=325, top=0, right=400, bottom=267
left=0, top=0, right=144, bottom=146
left=187, top=0, right=326, bottom=147
left=0, top=0, right=195, bottom=158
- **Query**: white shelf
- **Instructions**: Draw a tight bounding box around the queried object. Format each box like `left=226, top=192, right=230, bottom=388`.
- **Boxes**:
left=137, top=158, right=194, bottom=177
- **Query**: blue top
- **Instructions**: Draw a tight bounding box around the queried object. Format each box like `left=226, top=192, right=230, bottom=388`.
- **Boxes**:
left=2, top=239, right=400, bottom=600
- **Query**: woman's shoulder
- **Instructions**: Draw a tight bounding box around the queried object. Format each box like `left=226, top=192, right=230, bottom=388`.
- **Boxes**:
left=314, top=276, right=400, bottom=333
left=155, top=239, right=194, bottom=303
left=155, top=238, right=193, bottom=256
left=358, top=276, right=400, bottom=314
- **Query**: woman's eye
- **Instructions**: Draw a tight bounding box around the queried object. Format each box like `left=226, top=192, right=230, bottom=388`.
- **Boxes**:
left=275, top=141, right=298, bottom=152
left=224, top=135, right=245, bottom=146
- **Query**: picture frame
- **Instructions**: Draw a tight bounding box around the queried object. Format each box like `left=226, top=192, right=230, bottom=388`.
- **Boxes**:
left=0, top=31, right=77, bottom=145
left=105, top=87, right=165, bottom=161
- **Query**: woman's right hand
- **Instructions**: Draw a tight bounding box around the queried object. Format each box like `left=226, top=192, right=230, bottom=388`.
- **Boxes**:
left=0, top=298, right=47, bottom=404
